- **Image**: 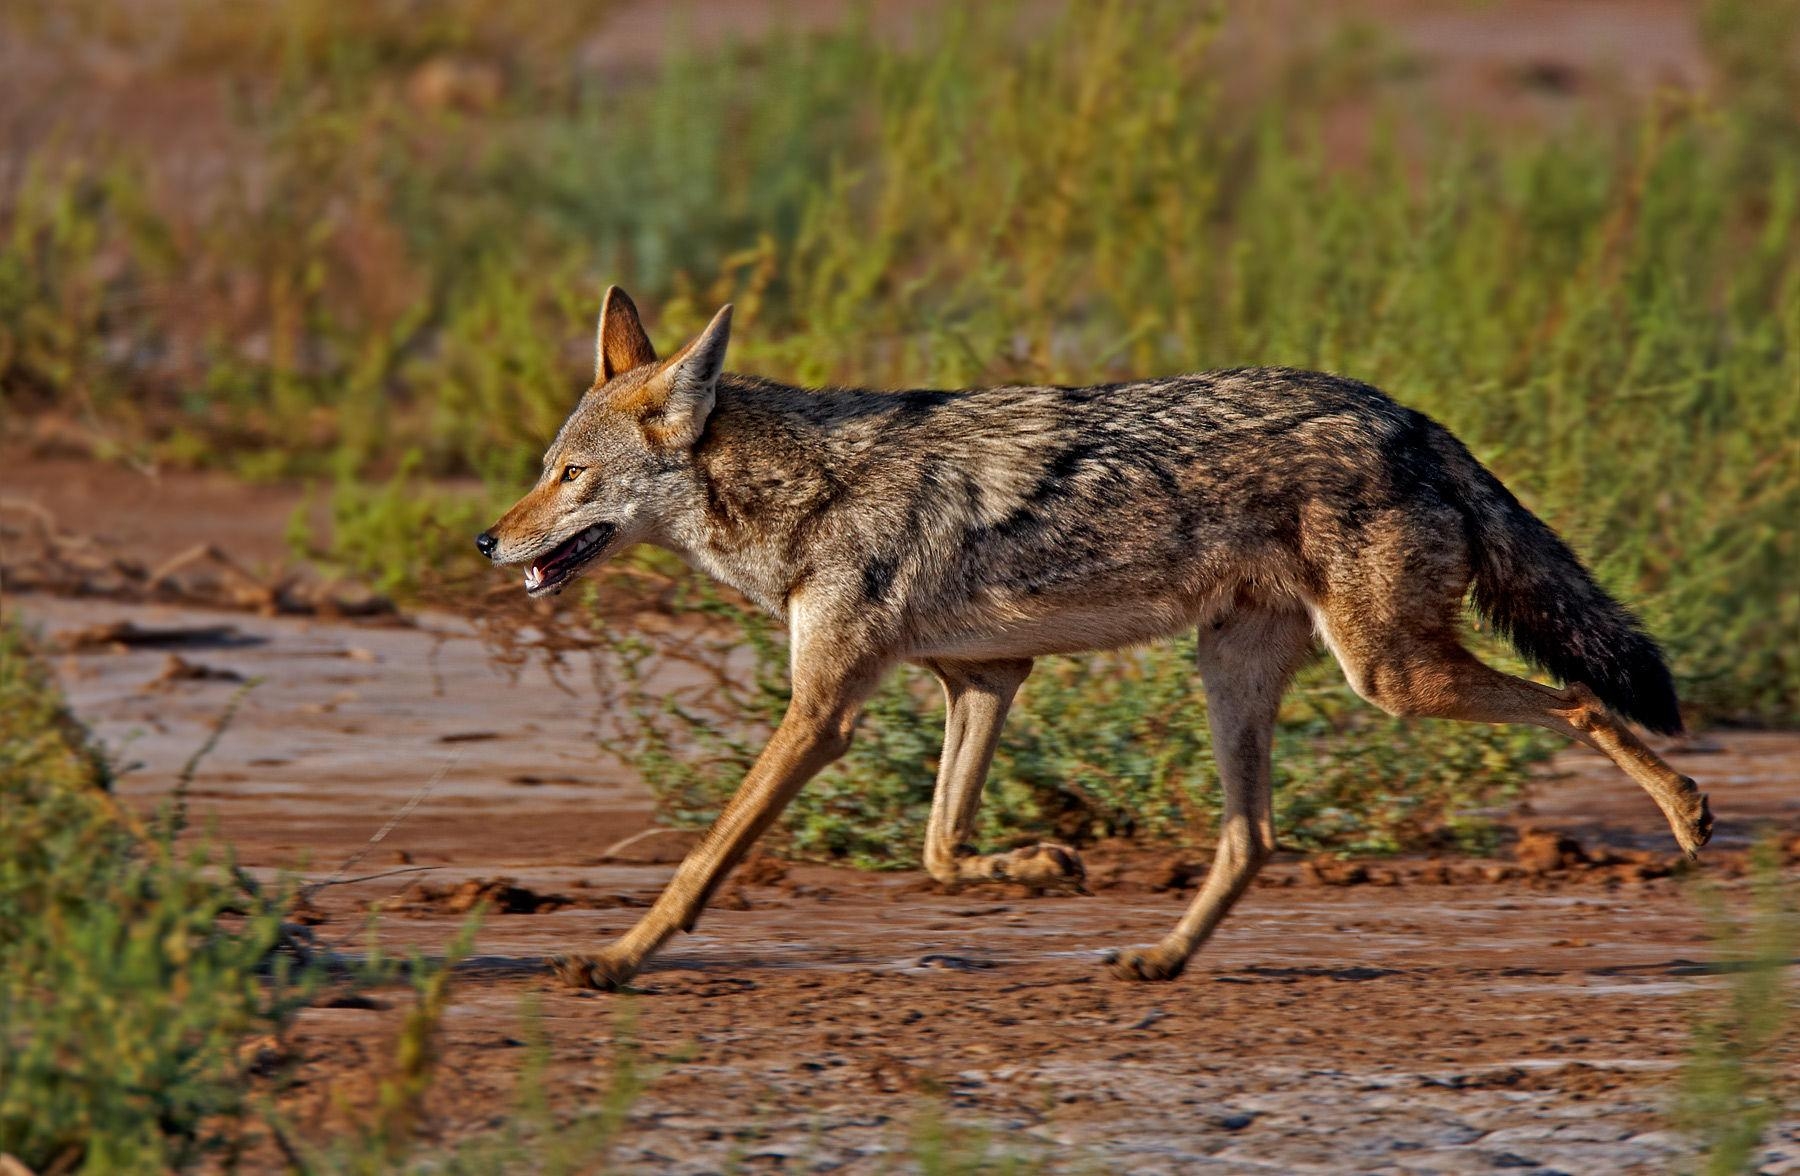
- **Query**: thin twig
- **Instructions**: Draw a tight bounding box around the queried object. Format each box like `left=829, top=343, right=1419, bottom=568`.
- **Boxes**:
left=303, top=864, right=441, bottom=896
left=167, top=679, right=260, bottom=840
left=596, top=826, right=692, bottom=861
left=316, top=753, right=458, bottom=889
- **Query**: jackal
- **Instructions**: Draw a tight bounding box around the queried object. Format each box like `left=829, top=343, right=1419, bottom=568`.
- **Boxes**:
left=477, top=288, right=1711, bottom=989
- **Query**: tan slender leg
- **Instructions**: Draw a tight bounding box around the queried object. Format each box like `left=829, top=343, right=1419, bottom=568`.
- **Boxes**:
left=555, top=617, right=887, bottom=989
left=1111, top=607, right=1316, bottom=981
left=1317, top=618, right=1712, bottom=857
left=916, top=658, right=1082, bottom=892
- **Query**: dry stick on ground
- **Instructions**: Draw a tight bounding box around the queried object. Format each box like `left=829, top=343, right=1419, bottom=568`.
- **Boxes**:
left=597, top=827, right=701, bottom=861
left=297, top=757, right=462, bottom=965
left=0, top=495, right=60, bottom=541
left=146, top=541, right=267, bottom=593
left=166, top=678, right=260, bottom=840
left=307, top=752, right=461, bottom=899
left=304, top=865, right=442, bottom=893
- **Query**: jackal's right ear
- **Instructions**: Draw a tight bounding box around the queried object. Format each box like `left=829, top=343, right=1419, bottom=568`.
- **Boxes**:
left=595, top=286, right=657, bottom=383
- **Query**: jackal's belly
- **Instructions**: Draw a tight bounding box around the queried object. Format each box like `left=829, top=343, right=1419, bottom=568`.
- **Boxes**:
left=908, top=592, right=1222, bottom=660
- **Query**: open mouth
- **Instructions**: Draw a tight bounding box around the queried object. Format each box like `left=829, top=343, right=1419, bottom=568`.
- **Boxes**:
left=522, top=522, right=616, bottom=597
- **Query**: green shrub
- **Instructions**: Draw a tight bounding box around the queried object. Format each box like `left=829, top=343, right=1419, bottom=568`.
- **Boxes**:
left=1673, top=836, right=1800, bottom=1174
left=0, top=620, right=307, bottom=1171
left=287, top=450, right=496, bottom=598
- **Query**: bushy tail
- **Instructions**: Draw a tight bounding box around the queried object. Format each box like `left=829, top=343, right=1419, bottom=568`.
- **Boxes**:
left=1433, top=431, right=1684, bottom=735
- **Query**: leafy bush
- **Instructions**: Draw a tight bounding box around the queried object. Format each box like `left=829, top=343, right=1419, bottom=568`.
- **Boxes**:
left=0, top=621, right=306, bottom=1171
left=1673, top=837, right=1800, bottom=1174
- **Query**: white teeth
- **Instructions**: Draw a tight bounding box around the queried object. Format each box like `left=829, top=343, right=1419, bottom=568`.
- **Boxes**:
left=524, top=525, right=607, bottom=592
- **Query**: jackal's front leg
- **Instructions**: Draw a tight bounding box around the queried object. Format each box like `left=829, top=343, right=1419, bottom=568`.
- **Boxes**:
left=919, top=658, right=1087, bottom=895
left=556, top=632, right=886, bottom=990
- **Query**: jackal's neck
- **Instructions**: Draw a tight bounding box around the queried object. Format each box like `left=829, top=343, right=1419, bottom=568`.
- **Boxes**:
left=658, top=374, right=850, bottom=616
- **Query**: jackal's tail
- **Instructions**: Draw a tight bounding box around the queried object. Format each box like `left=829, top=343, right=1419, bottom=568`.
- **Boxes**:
left=1432, top=428, right=1684, bottom=735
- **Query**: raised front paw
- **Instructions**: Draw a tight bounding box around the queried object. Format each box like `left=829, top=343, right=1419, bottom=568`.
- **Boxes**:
left=1106, top=945, right=1186, bottom=983
left=958, top=842, right=1089, bottom=894
left=551, top=950, right=639, bottom=991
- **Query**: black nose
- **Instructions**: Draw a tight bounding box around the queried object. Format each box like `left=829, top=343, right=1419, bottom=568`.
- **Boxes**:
left=474, top=531, right=498, bottom=558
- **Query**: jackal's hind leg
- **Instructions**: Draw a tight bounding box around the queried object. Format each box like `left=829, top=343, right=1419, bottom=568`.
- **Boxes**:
left=1551, top=682, right=1711, bottom=856
left=918, top=658, right=1086, bottom=894
left=1110, top=607, right=1315, bottom=981
left=1320, top=621, right=1711, bottom=858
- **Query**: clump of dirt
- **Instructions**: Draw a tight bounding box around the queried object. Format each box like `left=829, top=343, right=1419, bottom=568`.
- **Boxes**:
left=1421, top=1062, right=1629, bottom=1097
left=1133, top=828, right=1715, bottom=896
left=53, top=619, right=254, bottom=652
left=1301, top=857, right=1402, bottom=887
left=1149, top=857, right=1208, bottom=892
left=375, top=877, right=633, bottom=916
left=1514, top=827, right=1589, bottom=872
left=142, top=653, right=247, bottom=689
left=735, top=854, right=790, bottom=887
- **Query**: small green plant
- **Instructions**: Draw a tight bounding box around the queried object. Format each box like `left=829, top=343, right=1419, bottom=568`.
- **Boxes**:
left=1673, top=835, right=1799, bottom=1174
left=287, top=451, right=496, bottom=599
left=907, top=1098, right=1046, bottom=1175
left=0, top=619, right=312, bottom=1172
left=264, top=916, right=486, bottom=1174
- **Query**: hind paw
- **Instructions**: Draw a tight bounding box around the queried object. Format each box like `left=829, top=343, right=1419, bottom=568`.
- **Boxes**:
left=1672, top=785, right=1713, bottom=860
left=954, top=843, right=1089, bottom=894
left=1106, top=946, right=1186, bottom=983
left=550, top=950, right=638, bottom=991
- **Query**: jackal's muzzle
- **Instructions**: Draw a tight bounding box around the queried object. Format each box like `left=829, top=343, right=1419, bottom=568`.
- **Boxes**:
left=480, top=521, right=616, bottom=597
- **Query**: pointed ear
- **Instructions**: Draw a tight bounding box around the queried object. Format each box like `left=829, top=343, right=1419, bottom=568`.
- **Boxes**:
left=640, top=304, right=732, bottom=448
left=595, top=285, right=657, bottom=383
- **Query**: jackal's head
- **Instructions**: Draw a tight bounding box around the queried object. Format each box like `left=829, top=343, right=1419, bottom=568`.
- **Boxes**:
left=475, top=287, right=732, bottom=597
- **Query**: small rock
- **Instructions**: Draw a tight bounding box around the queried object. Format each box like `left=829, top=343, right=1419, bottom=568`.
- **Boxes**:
left=736, top=854, right=789, bottom=886
left=236, top=1034, right=287, bottom=1076
left=1151, top=858, right=1207, bottom=891
left=1514, top=828, right=1587, bottom=873
left=1303, top=857, right=1370, bottom=886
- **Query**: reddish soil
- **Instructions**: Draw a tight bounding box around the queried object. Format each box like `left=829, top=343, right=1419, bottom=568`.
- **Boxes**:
left=8, top=470, right=1798, bottom=1170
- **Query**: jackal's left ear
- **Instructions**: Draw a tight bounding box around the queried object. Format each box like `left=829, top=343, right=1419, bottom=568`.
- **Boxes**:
left=595, top=285, right=657, bottom=383
left=640, top=304, right=731, bottom=448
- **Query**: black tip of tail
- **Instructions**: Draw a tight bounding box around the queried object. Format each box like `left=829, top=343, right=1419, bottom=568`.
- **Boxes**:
left=1499, top=606, right=1685, bottom=736
left=1594, top=641, right=1685, bottom=737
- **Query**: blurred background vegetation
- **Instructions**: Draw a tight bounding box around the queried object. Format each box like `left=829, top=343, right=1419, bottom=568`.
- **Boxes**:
left=0, top=3, right=1795, bottom=1163
left=1, top=0, right=1795, bottom=855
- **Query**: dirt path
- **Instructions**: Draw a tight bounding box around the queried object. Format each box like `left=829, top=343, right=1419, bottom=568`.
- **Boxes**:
left=10, top=589, right=1798, bottom=1173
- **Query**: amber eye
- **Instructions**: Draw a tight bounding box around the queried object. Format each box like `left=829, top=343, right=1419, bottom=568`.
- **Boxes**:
left=560, top=464, right=586, bottom=483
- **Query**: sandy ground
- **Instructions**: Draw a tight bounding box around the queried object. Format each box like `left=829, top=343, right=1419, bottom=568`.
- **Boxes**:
left=9, top=584, right=1798, bottom=1174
